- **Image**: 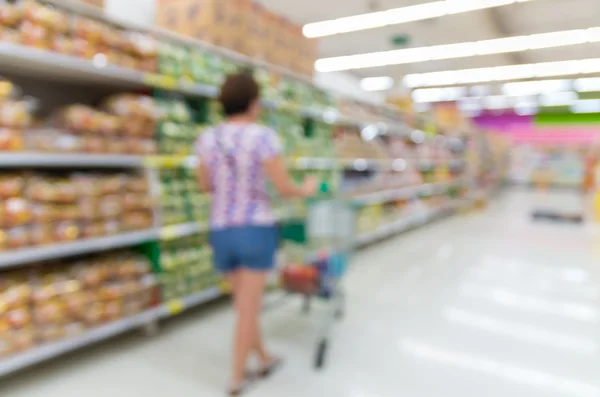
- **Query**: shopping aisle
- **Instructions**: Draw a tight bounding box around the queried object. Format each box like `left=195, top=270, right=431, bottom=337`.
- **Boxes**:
left=3, top=190, right=600, bottom=397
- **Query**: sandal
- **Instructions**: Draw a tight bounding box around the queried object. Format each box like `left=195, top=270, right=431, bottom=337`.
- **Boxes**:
left=228, top=379, right=252, bottom=397
left=258, top=357, right=284, bottom=378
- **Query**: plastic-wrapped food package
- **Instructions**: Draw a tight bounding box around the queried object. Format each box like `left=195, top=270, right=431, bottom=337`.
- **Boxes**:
left=20, top=0, right=69, bottom=33
left=0, top=26, right=21, bottom=44
left=0, top=173, right=25, bottom=199
left=0, top=197, right=31, bottom=228
left=0, top=1, right=21, bottom=27
left=24, top=129, right=82, bottom=153
left=0, top=100, right=33, bottom=128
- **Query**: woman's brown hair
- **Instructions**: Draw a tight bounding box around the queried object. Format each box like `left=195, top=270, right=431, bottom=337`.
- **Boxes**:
left=218, top=72, right=260, bottom=116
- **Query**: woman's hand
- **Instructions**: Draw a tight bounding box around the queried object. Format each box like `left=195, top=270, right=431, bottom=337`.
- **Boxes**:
left=301, top=176, right=319, bottom=197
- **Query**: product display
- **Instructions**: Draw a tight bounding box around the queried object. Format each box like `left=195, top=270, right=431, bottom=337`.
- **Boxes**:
left=155, top=235, right=218, bottom=302
left=0, top=0, right=477, bottom=377
left=156, top=98, right=205, bottom=156
left=0, top=171, right=154, bottom=251
left=0, top=78, right=162, bottom=155
left=1, top=0, right=157, bottom=72
left=0, top=249, right=155, bottom=358
left=159, top=167, right=210, bottom=226
left=156, top=0, right=317, bottom=77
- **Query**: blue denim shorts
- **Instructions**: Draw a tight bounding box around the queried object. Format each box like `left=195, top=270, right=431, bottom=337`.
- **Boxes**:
left=209, top=225, right=279, bottom=273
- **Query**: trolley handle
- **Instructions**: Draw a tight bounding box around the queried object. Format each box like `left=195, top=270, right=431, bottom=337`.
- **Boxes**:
left=306, top=181, right=331, bottom=204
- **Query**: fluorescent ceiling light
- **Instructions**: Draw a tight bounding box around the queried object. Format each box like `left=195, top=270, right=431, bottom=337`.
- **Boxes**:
left=360, top=76, right=394, bottom=91
left=303, top=0, right=536, bottom=38
left=412, top=87, right=466, bottom=103
left=514, top=102, right=538, bottom=115
left=571, top=99, right=600, bottom=113
left=502, top=79, right=572, bottom=96
left=574, top=77, right=600, bottom=92
left=539, top=91, right=578, bottom=106
left=315, top=28, right=600, bottom=72
left=457, top=98, right=482, bottom=116
left=470, top=85, right=491, bottom=96
left=404, top=58, right=600, bottom=88
left=483, top=95, right=510, bottom=109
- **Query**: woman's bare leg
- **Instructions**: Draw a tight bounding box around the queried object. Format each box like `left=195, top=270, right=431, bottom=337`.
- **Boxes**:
left=231, top=269, right=268, bottom=385
left=226, top=271, right=270, bottom=365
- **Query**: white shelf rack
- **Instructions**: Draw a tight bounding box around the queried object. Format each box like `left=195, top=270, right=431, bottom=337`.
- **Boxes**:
left=0, top=41, right=396, bottom=129
left=354, top=200, right=467, bottom=246
left=0, top=198, right=471, bottom=376
left=352, top=181, right=460, bottom=206
left=0, top=285, right=225, bottom=378
left=0, top=153, right=145, bottom=168
left=0, top=308, right=160, bottom=377
left=157, top=287, right=223, bottom=319
left=0, top=230, right=158, bottom=269
left=0, top=0, right=470, bottom=377
left=158, top=222, right=208, bottom=240
left=39, top=0, right=413, bottom=127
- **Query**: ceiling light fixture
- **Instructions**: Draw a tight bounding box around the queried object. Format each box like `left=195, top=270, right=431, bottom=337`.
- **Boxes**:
left=412, top=87, right=466, bottom=103
left=539, top=91, right=578, bottom=106
left=571, top=99, right=600, bottom=113
left=303, top=0, right=536, bottom=38
left=502, top=79, right=572, bottom=96
left=315, top=28, right=600, bottom=72
left=574, top=77, right=600, bottom=92
left=404, top=58, right=600, bottom=88
left=360, top=76, right=394, bottom=91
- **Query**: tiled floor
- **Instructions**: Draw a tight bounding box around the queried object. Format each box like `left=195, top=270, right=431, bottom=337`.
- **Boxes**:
left=3, top=190, right=600, bottom=397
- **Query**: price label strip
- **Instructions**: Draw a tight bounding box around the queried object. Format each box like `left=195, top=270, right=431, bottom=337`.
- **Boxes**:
left=143, top=74, right=178, bottom=90
left=166, top=299, right=185, bottom=316
left=219, top=280, right=233, bottom=294
left=143, top=156, right=186, bottom=169
left=160, top=225, right=180, bottom=241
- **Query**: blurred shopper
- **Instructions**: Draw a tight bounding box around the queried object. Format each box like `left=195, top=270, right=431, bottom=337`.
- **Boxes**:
left=195, top=72, right=317, bottom=395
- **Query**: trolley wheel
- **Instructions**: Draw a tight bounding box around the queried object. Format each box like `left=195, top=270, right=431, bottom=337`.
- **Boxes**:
left=315, top=339, right=328, bottom=369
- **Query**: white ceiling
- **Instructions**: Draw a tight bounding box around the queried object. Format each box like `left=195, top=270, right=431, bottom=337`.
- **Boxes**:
left=258, top=0, right=600, bottom=85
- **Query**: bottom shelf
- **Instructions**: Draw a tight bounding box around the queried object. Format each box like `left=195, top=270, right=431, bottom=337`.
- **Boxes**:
left=157, top=287, right=223, bottom=319
left=354, top=200, right=469, bottom=247
left=0, top=287, right=225, bottom=378
left=0, top=309, right=159, bottom=377
left=0, top=201, right=471, bottom=377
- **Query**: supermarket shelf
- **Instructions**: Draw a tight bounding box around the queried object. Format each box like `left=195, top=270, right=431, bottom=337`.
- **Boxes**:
left=0, top=41, right=386, bottom=128
left=0, top=308, right=159, bottom=377
left=290, top=157, right=337, bottom=170
left=157, top=287, right=223, bottom=319
left=159, top=223, right=207, bottom=240
left=0, top=153, right=145, bottom=168
left=354, top=201, right=465, bottom=246
left=352, top=181, right=463, bottom=206
left=0, top=286, right=224, bottom=377
left=0, top=43, right=146, bottom=88
left=0, top=42, right=216, bottom=97
left=338, top=158, right=465, bottom=172
left=0, top=230, right=157, bottom=269
left=40, top=0, right=414, bottom=125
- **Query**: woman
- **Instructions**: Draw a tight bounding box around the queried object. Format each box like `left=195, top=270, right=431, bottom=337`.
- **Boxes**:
left=195, top=72, right=317, bottom=395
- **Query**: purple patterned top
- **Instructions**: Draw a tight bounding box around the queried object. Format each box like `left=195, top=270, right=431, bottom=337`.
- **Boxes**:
left=195, top=122, right=283, bottom=229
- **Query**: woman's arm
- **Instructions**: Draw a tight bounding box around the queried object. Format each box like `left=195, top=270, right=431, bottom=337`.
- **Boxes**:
left=196, top=163, right=212, bottom=193
left=263, top=155, right=316, bottom=198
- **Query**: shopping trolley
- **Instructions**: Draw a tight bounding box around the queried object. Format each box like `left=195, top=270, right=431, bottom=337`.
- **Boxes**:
left=278, top=189, right=355, bottom=369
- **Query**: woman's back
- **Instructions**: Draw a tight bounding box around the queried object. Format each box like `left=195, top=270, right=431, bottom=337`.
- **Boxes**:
left=196, top=122, right=282, bottom=229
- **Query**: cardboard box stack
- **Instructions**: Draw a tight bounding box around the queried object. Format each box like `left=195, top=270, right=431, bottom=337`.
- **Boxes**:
left=80, top=0, right=104, bottom=7
left=156, top=0, right=317, bottom=77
